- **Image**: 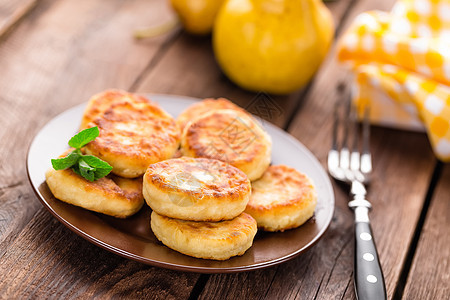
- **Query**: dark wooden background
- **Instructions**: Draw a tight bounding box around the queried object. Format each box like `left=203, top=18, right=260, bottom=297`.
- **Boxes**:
left=0, top=0, right=448, bottom=299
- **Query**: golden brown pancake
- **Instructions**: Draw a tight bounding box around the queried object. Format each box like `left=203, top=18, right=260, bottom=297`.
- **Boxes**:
left=151, top=211, right=257, bottom=260
left=45, top=168, right=144, bottom=218
left=176, top=98, right=246, bottom=130
left=80, top=89, right=150, bottom=130
left=143, top=157, right=251, bottom=221
left=84, top=100, right=180, bottom=178
left=181, top=109, right=271, bottom=181
left=245, top=165, right=317, bottom=231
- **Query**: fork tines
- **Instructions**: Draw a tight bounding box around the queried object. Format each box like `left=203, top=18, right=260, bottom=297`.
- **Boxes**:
left=328, top=97, right=372, bottom=183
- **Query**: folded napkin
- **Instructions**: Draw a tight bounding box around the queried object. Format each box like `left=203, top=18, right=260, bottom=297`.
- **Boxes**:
left=337, top=0, right=450, bottom=162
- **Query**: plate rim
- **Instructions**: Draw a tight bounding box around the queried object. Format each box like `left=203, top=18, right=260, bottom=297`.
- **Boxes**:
left=26, top=93, right=335, bottom=273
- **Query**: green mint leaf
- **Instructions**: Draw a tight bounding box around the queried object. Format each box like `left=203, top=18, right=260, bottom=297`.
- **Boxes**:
left=94, top=167, right=113, bottom=180
left=51, top=151, right=80, bottom=170
left=52, top=127, right=112, bottom=181
left=81, top=155, right=113, bottom=180
left=78, top=160, right=95, bottom=182
left=71, top=163, right=81, bottom=177
left=79, top=159, right=95, bottom=171
left=81, top=155, right=112, bottom=169
left=68, top=126, right=99, bottom=148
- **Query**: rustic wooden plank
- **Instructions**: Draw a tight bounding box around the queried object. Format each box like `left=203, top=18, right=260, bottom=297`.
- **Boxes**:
left=0, top=0, right=37, bottom=38
left=198, top=0, right=437, bottom=299
left=0, top=0, right=358, bottom=297
left=0, top=0, right=177, bottom=250
left=284, top=1, right=435, bottom=299
left=0, top=209, right=197, bottom=299
left=0, top=0, right=202, bottom=298
left=0, top=0, right=438, bottom=299
left=0, top=0, right=178, bottom=185
left=403, top=164, right=450, bottom=300
left=269, top=127, right=434, bottom=300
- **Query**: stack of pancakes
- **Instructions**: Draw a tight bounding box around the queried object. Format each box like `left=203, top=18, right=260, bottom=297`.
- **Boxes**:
left=144, top=157, right=257, bottom=260
left=45, top=90, right=317, bottom=260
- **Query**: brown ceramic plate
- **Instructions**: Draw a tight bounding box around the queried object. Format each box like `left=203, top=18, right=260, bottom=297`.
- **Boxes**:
left=27, top=94, right=334, bottom=273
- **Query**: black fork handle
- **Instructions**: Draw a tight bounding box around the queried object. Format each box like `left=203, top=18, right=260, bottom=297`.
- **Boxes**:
left=352, top=207, right=387, bottom=300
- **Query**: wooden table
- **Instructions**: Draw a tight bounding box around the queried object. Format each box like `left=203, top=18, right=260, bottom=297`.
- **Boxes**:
left=0, top=0, right=448, bottom=299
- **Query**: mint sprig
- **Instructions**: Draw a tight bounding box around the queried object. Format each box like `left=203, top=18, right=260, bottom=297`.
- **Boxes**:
left=68, top=126, right=99, bottom=148
left=51, top=126, right=113, bottom=182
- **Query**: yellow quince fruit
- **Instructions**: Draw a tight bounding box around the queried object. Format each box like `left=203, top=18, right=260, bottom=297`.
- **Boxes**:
left=213, top=0, right=334, bottom=94
left=170, top=0, right=225, bottom=35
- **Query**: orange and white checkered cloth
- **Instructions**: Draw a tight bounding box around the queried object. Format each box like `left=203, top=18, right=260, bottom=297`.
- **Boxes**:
left=337, top=0, right=450, bottom=162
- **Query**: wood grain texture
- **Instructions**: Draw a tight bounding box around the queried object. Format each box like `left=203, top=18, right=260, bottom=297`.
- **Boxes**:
left=0, top=209, right=197, bottom=299
left=0, top=0, right=37, bottom=38
left=0, top=0, right=445, bottom=298
left=0, top=0, right=176, bottom=248
left=287, top=0, right=436, bottom=298
left=403, top=165, right=450, bottom=300
left=0, top=0, right=200, bottom=298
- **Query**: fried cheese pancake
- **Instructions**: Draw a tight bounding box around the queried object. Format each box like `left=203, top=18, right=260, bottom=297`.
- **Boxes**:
left=80, top=89, right=150, bottom=130
left=151, top=211, right=257, bottom=260
left=84, top=100, right=180, bottom=178
left=143, top=157, right=251, bottom=221
left=176, top=98, right=246, bottom=130
left=245, top=165, right=317, bottom=232
left=181, top=109, right=271, bottom=181
left=45, top=168, right=144, bottom=218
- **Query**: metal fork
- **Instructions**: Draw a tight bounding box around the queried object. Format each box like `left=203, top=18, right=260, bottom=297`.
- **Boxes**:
left=327, top=100, right=387, bottom=300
